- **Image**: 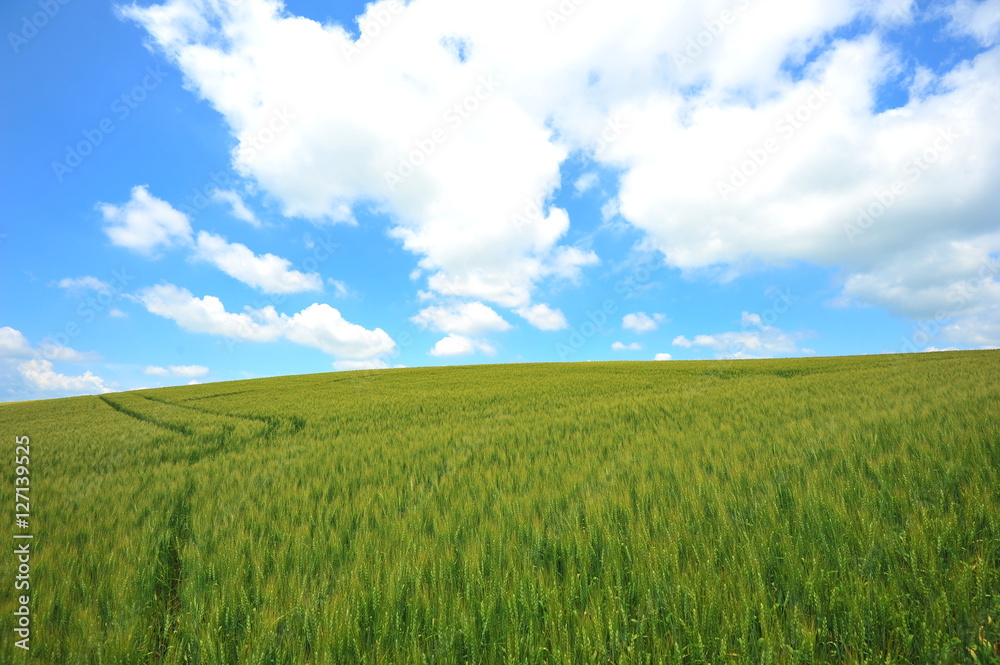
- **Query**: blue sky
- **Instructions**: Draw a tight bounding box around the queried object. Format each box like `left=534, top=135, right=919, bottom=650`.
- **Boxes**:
left=2, top=0, right=998, bottom=401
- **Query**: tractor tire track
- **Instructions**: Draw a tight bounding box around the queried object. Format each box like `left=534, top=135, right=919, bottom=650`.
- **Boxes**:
left=98, top=394, right=193, bottom=435
left=137, top=393, right=306, bottom=437
left=149, top=477, right=194, bottom=663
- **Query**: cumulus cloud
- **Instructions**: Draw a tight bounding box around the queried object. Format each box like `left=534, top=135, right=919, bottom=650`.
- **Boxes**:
left=673, top=312, right=807, bottom=359
left=282, top=303, right=397, bottom=359
left=609, top=39, right=1000, bottom=339
left=192, top=231, right=323, bottom=294
left=939, top=308, right=1000, bottom=348
left=136, top=284, right=282, bottom=342
left=429, top=334, right=495, bottom=357
left=515, top=303, right=568, bottom=331
left=100, top=185, right=192, bottom=256
left=654, top=352, right=673, bottom=360
left=101, top=187, right=319, bottom=295
left=18, top=359, right=111, bottom=394
left=0, top=327, right=32, bottom=358
left=1, top=329, right=109, bottom=399
left=121, top=0, right=599, bottom=312
left=612, top=341, right=644, bottom=351
left=144, top=364, right=210, bottom=377
left=0, top=327, right=99, bottom=363
left=120, top=0, right=1000, bottom=344
left=135, top=283, right=395, bottom=361
left=411, top=301, right=511, bottom=335
left=623, top=312, right=667, bottom=333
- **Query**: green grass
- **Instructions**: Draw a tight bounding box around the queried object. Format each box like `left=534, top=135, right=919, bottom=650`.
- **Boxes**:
left=2, top=351, right=999, bottom=664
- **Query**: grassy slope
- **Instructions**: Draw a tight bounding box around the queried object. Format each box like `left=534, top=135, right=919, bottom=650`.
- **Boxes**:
left=1, top=351, right=998, bottom=664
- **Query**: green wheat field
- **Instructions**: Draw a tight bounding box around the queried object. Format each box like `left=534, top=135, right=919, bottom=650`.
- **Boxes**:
left=2, top=351, right=998, bottom=664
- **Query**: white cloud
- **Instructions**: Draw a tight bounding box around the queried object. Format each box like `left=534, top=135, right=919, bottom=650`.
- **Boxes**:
left=18, top=359, right=111, bottom=394
left=135, top=284, right=395, bottom=361
left=838, top=242, right=1000, bottom=320
left=654, top=352, right=673, bottom=360
left=673, top=312, right=806, bottom=359
left=946, top=0, right=1000, bottom=47
left=329, top=279, right=350, bottom=298
left=875, top=0, right=915, bottom=26
left=623, top=312, right=666, bottom=333
left=36, top=342, right=99, bottom=363
left=110, top=308, right=128, bottom=318
left=939, top=307, right=1000, bottom=347
left=282, top=303, right=397, bottom=359
left=101, top=188, right=321, bottom=294
left=429, top=334, right=495, bottom=357
left=1, top=326, right=100, bottom=364
left=122, top=0, right=600, bottom=312
left=600, top=198, right=620, bottom=222
left=612, top=341, right=643, bottom=351
left=57, top=276, right=112, bottom=295
left=100, top=185, right=192, bottom=256
left=609, top=39, right=1000, bottom=336
left=144, top=364, right=210, bottom=378
left=574, top=172, right=599, bottom=195
left=136, top=284, right=282, bottom=342
left=1, top=330, right=108, bottom=399
left=121, top=0, right=1000, bottom=342
left=515, top=303, right=568, bottom=331
left=0, top=327, right=31, bottom=358
left=412, top=301, right=511, bottom=335
left=211, top=188, right=263, bottom=227
left=192, top=231, right=322, bottom=294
